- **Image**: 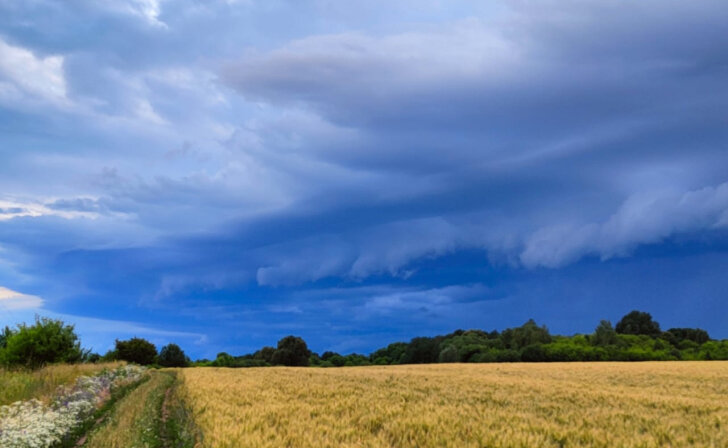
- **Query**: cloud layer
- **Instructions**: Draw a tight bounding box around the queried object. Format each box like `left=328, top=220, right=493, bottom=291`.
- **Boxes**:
left=0, top=0, right=727, bottom=355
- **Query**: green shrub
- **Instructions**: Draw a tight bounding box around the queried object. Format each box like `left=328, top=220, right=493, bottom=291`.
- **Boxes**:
left=0, top=316, right=83, bottom=368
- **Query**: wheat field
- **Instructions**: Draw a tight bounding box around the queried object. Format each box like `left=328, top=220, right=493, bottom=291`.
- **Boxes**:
left=179, top=362, right=728, bottom=447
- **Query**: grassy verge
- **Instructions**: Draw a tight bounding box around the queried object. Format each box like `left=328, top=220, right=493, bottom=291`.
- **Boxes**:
left=83, top=370, right=198, bottom=448
left=0, top=362, right=124, bottom=406
left=57, top=372, right=150, bottom=448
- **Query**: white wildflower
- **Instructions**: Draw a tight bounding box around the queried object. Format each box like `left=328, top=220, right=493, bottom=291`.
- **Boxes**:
left=0, top=365, right=146, bottom=447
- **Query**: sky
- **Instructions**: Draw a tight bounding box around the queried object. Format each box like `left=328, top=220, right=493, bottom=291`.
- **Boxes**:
left=0, top=0, right=727, bottom=359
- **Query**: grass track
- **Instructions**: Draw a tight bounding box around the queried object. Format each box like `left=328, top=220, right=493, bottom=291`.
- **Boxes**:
left=84, top=370, right=173, bottom=448
left=82, top=370, right=198, bottom=448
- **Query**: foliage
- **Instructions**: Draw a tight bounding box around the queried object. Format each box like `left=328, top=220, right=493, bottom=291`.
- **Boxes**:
left=0, top=362, right=124, bottom=407
left=592, top=320, right=618, bottom=346
left=84, top=371, right=181, bottom=448
left=401, top=337, right=442, bottom=364
left=0, top=326, right=12, bottom=349
left=0, top=365, right=145, bottom=447
left=158, top=344, right=189, bottom=368
left=615, top=310, right=661, bottom=336
left=253, top=346, right=276, bottom=364
left=115, top=338, right=158, bottom=366
left=0, top=317, right=83, bottom=368
left=185, top=310, right=726, bottom=367
left=520, top=344, right=547, bottom=362
left=370, top=342, right=408, bottom=365
left=271, top=336, right=311, bottom=367
left=438, top=345, right=458, bottom=363
left=501, top=319, right=552, bottom=350
left=665, top=327, right=710, bottom=345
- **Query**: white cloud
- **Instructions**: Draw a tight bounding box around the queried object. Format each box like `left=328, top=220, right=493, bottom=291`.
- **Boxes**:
left=0, top=286, right=44, bottom=310
left=222, top=20, right=521, bottom=108
left=521, top=182, right=728, bottom=268
left=0, top=197, right=103, bottom=221
left=103, top=0, right=167, bottom=27
left=0, top=37, right=68, bottom=106
left=363, top=284, right=489, bottom=315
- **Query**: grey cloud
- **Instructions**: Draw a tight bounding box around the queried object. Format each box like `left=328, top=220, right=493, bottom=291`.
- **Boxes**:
left=521, top=182, right=728, bottom=268
left=1, top=0, right=728, bottom=294
left=362, top=283, right=491, bottom=315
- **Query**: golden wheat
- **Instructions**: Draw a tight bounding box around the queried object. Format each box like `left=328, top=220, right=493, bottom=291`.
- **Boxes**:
left=179, top=362, right=728, bottom=447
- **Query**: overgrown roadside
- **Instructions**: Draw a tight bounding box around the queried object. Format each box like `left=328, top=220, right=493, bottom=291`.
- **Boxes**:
left=79, top=370, right=198, bottom=448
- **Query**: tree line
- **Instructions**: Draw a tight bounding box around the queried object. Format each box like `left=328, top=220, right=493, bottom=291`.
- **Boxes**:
left=0, top=316, right=189, bottom=368
left=198, top=310, right=726, bottom=367
left=1, top=311, right=726, bottom=369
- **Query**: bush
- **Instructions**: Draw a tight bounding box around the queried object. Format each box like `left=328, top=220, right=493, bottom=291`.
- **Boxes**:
left=0, top=316, right=83, bottom=368
left=115, top=337, right=158, bottom=365
left=212, top=352, right=234, bottom=367
left=521, top=344, right=546, bottom=362
left=158, top=343, right=189, bottom=367
left=495, top=349, right=521, bottom=362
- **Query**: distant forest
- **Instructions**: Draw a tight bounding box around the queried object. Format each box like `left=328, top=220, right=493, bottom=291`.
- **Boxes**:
left=197, top=310, right=728, bottom=368
left=2, top=310, right=727, bottom=369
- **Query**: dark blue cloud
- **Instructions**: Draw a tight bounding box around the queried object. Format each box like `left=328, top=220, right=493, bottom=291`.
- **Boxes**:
left=0, top=1, right=727, bottom=357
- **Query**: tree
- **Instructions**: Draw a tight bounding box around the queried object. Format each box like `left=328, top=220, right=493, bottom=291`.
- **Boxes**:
left=503, top=319, right=551, bottom=350
left=0, top=316, right=83, bottom=368
left=666, top=328, right=710, bottom=345
left=438, top=345, right=459, bottom=363
left=253, top=346, right=276, bottom=364
left=212, top=352, right=234, bottom=367
left=0, top=326, right=13, bottom=349
left=369, top=342, right=408, bottom=365
left=401, top=337, right=441, bottom=364
left=271, top=336, right=311, bottom=366
left=521, top=344, right=547, bottom=362
left=158, top=343, right=188, bottom=367
left=592, top=320, right=618, bottom=346
left=320, top=351, right=340, bottom=361
left=115, top=337, right=157, bottom=365
left=615, top=311, right=661, bottom=336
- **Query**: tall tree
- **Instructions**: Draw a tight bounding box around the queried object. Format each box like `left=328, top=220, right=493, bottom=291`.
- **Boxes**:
left=115, top=337, right=158, bottom=365
left=158, top=343, right=189, bottom=367
left=593, top=320, right=618, bottom=346
left=272, top=336, right=311, bottom=366
left=615, top=311, right=661, bottom=336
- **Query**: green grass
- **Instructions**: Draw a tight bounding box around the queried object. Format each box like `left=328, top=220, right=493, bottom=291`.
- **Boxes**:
left=83, top=370, right=198, bottom=448
left=0, top=362, right=123, bottom=406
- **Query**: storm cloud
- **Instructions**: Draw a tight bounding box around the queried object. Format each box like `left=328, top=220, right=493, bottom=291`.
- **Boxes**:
left=0, top=0, right=727, bottom=356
